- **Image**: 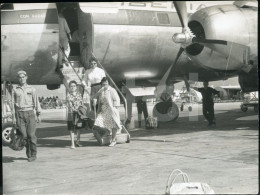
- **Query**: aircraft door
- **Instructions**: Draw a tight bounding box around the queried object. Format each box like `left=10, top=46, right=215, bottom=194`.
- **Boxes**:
left=77, top=6, right=94, bottom=69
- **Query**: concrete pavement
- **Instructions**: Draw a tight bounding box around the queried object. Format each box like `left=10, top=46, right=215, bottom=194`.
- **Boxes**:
left=2, top=102, right=259, bottom=194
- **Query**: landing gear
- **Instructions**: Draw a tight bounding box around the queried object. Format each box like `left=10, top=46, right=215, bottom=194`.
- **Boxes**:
left=153, top=101, right=179, bottom=122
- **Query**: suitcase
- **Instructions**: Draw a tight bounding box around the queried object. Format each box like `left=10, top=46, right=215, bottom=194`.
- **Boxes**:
left=93, top=125, right=130, bottom=146
left=145, top=116, right=158, bottom=129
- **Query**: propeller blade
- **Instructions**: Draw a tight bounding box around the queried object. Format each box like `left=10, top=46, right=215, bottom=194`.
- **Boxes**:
left=173, top=1, right=189, bottom=28
left=166, top=47, right=185, bottom=84
left=192, top=37, right=227, bottom=45
left=155, top=47, right=184, bottom=98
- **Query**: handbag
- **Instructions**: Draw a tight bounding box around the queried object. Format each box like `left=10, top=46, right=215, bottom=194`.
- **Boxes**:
left=165, top=169, right=214, bottom=194
left=9, top=128, right=26, bottom=151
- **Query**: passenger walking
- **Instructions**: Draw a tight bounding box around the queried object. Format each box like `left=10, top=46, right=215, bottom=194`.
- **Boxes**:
left=11, top=70, right=41, bottom=162
left=82, top=58, right=106, bottom=109
left=93, top=77, right=121, bottom=147
left=136, top=97, right=148, bottom=128
left=194, top=81, right=220, bottom=127
left=58, top=7, right=72, bottom=67
left=67, top=80, right=85, bottom=148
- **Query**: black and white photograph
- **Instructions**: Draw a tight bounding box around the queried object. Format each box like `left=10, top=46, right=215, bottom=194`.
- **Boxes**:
left=1, top=1, right=258, bottom=194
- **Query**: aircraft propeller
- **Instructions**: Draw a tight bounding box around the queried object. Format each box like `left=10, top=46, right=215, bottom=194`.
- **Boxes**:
left=166, top=1, right=230, bottom=92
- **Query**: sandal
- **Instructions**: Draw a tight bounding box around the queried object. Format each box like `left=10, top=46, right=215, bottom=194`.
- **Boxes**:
left=108, top=141, right=116, bottom=147
left=75, top=141, right=82, bottom=147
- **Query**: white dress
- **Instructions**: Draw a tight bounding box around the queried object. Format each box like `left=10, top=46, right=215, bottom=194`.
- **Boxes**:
left=94, top=90, right=118, bottom=132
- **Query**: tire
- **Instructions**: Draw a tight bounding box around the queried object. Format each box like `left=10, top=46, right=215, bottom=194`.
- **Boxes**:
left=153, top=102, right=179, bottom=122
left=188, top=106, right=192, bottom=112
left=2, top=123, right=13, bottom=146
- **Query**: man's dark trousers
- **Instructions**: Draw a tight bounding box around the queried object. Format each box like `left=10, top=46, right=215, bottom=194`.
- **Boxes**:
left=16, top=110, right=37, bottom=158
left=202, top=102, right=215, bottom=124
left=137, top=101, right=148, bottom=122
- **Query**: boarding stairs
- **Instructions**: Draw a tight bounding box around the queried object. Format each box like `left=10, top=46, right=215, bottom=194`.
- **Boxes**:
left=58, top=46, right=130, bottom=145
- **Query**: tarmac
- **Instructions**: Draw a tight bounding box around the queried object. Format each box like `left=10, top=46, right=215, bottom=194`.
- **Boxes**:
left=2, top=102, right=259, bottom=194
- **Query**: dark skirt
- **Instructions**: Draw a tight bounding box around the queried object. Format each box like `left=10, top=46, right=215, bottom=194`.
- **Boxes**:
left=67, top=112, right=86, bottom=131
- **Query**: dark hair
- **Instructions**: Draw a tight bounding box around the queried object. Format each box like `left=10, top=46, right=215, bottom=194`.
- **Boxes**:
left=69, top=80, right=77, bottom=87
left=89, top=58, right=97, bottom=63
left=101, top=77, right=108, bottom=84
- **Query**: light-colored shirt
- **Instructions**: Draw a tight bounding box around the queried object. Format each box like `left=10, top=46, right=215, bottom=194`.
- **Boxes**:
left=82, top=67, right=106, bottom=86
left=11, top=84, right=41, bottom=113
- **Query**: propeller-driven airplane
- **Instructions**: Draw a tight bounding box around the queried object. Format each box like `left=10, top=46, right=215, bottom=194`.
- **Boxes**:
left=1, top=1, right=258, bottom=126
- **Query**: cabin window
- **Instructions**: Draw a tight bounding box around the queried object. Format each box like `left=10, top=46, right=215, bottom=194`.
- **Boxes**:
left=157, top=12, right=170, bottom=25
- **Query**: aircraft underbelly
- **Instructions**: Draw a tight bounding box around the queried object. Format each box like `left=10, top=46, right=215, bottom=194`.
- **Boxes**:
left=93, top=25, right=182, bottom=81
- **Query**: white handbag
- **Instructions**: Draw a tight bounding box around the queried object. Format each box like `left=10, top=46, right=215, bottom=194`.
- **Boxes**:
left=165, top=169, right=214, bottom=194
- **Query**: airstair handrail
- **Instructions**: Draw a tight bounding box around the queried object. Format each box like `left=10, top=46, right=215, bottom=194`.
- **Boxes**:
left=60, top=45, right=128, bottom=122
left=59, top=45, right=91, bottom=99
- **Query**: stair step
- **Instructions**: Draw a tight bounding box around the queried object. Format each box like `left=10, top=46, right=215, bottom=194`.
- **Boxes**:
left=68, top=56, right=80, bottom=62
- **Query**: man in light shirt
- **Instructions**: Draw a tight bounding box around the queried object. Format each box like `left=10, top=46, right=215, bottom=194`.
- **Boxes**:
left=11, top=70, right=41, bottom=162
left=82, top=58, right=106, bottom=108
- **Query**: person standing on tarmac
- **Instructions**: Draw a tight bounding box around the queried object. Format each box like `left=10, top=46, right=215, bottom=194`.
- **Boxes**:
left=136, top=97, right=148, bottom=128
left=11, top=70, right=41, bottom=162
left=193, top=81, right=220, bottom=127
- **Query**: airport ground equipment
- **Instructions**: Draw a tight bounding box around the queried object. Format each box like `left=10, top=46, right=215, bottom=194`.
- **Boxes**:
left=165, top=169, right=214, bottom=194
left=2, top=81, right=14, bottom=145
left=240, top=91, right=258, bottom=112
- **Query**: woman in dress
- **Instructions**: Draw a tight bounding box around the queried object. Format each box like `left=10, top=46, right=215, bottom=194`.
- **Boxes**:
left=93, top=77, right=121, bottom=147
left=67, top=80, right=84, bottom=148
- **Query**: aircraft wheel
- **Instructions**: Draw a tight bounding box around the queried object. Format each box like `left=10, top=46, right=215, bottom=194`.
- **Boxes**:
left=153, top=102, right=179, bottom=122
left=188, top=106, right=192, bottom=112
left=254, top=105, right=258, bottom=112
left=241, top=104, right=248, bottom=112
left=2, top=123, right=13, bottom=146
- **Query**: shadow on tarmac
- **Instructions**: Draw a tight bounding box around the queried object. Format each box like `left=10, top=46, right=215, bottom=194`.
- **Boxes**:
left=26, top=108, right=258, bottom=146
left=2, top=156, right=28, bottom=163
left=37, top=138, right=100, bottom=148
left=128, top=109, right=258, bottom=138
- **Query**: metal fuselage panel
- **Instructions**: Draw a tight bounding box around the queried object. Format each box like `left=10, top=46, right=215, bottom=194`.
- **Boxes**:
left=93, top=25, right=183, bottom=82
left=1, top=8, right=60, bottom=84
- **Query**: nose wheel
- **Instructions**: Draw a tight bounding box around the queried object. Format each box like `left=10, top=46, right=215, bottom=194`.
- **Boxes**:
left=153, top=102, right=179, bottom=122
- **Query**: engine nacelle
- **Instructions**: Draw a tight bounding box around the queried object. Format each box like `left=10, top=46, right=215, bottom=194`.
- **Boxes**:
left=187, top=4, right=257, bottom=71
left=47, top=84, right=60, bottom=90
left=238, top=67, right=258, bottom=93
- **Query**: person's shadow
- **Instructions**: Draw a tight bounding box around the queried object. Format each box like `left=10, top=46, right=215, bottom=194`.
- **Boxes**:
left=2, top=156, right=28, bottom=163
